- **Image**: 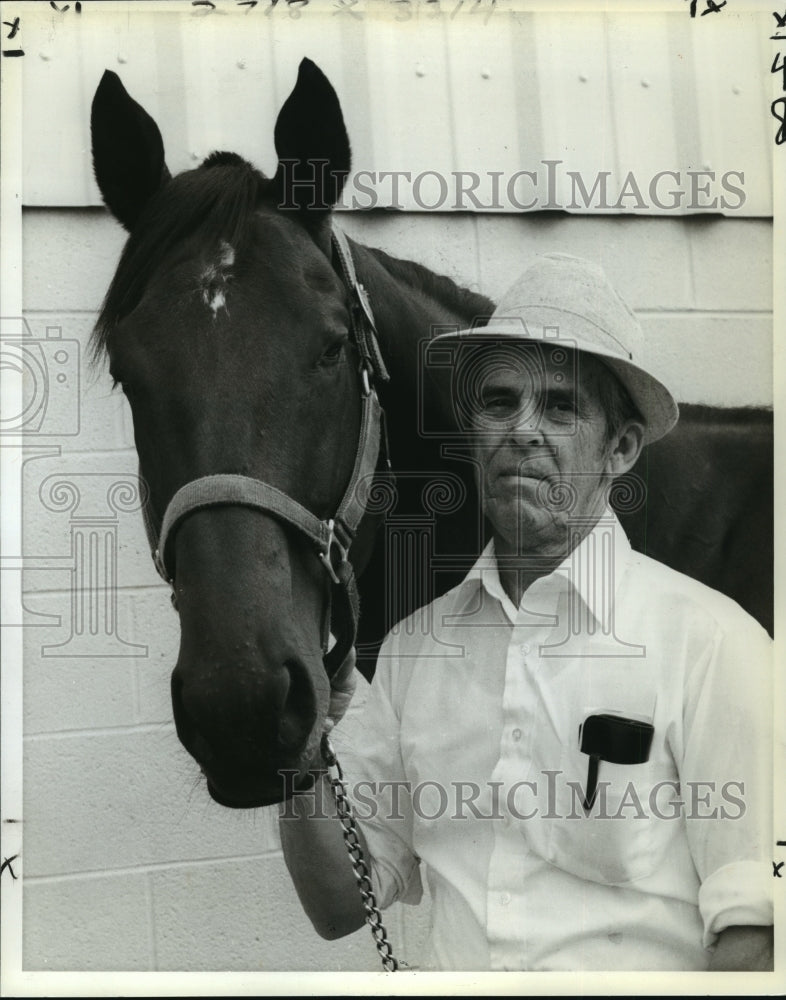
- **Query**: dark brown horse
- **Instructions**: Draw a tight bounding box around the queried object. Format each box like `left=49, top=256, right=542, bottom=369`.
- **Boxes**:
left=90, top=59, right=493, bottom=808
left=90, top=59, right=772, bottom=811
left=618, top=403, right=773, bottom=638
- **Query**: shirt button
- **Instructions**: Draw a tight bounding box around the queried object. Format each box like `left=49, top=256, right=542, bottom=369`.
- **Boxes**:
left=501, top=891, right=511, bottom=906
left=520, top=643, right=531, bottom=656
left=512, top=727, right=522, bottom=741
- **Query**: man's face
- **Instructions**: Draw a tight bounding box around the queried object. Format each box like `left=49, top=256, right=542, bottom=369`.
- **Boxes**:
left=469, top=343, right=618, bottom=555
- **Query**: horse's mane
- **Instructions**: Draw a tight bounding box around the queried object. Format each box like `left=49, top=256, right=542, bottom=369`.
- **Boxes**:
left=369, top=245, right=495, bottom=321
left=91, top=152, right=269, bottom=361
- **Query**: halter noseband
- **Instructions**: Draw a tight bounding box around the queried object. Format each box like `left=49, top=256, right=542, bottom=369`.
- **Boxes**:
left=141, top=228, right=390, bottom=675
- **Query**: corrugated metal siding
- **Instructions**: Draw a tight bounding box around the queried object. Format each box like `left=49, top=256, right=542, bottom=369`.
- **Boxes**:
left=20, top=2, right=773, bottom=215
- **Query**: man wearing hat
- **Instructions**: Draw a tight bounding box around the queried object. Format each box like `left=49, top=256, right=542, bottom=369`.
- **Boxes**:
left=280, top=254, right=773, bottom=972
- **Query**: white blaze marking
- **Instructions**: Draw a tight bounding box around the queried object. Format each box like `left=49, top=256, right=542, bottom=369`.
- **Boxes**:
left=200, top=240, right=235, bottom=317
left=208, top=289, right=226, bottom=315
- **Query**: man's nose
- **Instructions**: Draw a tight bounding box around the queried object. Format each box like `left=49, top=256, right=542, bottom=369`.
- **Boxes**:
left=508, top=410, right=544, bottom=446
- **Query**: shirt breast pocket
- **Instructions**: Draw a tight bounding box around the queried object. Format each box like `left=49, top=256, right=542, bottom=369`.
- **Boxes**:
left=532, top=687, right=675, bottom=886
left=543, top=736, right=669, bottom=885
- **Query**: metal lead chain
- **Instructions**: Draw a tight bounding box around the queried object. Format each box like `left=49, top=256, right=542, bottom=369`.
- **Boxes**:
left=321, top=734, right=399, bottom=972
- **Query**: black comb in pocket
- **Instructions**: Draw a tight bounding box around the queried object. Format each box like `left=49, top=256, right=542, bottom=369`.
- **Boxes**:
left=578, top=714, right=655, bottom=814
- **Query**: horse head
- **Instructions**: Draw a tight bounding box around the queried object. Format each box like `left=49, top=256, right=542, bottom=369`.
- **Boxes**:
left=91, top=59, right=379, bottom=807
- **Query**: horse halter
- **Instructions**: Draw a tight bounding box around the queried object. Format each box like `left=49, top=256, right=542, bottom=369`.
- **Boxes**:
left=140, top=227, right=390, bottom=676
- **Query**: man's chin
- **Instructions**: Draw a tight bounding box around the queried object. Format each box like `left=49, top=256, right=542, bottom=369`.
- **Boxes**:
left=486, top=501, right=558, bottom=547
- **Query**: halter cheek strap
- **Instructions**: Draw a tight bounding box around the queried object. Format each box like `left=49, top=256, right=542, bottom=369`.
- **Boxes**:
left=141, top=227, right=389, bottom=675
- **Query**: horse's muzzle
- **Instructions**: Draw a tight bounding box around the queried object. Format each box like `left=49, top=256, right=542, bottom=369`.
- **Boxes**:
left=202, top=771, right=305, bottom=809
left=170, top=653, right=324, bottom=807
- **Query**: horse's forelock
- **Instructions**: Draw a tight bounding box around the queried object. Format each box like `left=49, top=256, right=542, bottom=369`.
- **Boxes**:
left=201, top=150, right=257, bottom=172
left=91, top=156, right=274, bottom=361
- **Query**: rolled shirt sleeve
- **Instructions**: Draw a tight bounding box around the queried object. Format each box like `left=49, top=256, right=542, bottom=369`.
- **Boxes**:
left=698, top=861, right=774, bottom=947
left=679, top=611, right=774, bottom=946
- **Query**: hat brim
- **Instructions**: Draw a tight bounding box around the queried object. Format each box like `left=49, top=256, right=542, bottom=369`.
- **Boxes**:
left=430, top=325, right=679, bottom=446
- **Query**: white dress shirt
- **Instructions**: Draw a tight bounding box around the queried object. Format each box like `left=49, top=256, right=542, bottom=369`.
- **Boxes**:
left=333, top=510, right=773, bottom=971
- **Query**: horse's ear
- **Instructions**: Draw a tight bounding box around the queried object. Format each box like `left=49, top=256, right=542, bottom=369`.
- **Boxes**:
left=273, top=58, right=351, bottom=217
left=91, top=70, right=171, bottom=231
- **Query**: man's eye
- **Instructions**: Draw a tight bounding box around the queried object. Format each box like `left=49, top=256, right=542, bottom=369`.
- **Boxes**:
left=481, top=393, right=516, bottom=413
left=546, top=397, right=576, bottom=417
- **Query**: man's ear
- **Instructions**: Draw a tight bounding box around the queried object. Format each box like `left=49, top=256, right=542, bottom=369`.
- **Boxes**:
left=605, top=420, right=645, bottom=476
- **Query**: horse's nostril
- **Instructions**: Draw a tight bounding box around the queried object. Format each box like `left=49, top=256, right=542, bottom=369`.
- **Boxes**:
left=278, top=657, right=317, bottom=750
left=171, top=670, right=217, bottom=766
left=172, top=656, right=317, bottom=760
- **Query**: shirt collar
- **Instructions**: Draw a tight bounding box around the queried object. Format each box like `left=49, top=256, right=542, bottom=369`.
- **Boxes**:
left=464, top=539, right=516, bottom=620
left=463, top=509, right=632, bottom=627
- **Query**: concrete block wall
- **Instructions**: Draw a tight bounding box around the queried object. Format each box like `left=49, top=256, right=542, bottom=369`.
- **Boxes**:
left=17, top=207, right=772, bottom=973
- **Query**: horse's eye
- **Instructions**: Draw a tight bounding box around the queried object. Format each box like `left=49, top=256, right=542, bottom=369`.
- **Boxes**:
left=321, top=339, right=346, bottom=365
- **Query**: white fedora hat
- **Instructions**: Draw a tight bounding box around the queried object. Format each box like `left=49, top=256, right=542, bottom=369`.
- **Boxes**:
left=432, top=253, right=679, bottom=445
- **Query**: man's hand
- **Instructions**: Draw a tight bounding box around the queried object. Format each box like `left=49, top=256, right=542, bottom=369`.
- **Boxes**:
left=278, top=647, right=366, bottom=940
left=708, top=925, right=773, bottom=971
left=324, top=646, right=358, bottom=734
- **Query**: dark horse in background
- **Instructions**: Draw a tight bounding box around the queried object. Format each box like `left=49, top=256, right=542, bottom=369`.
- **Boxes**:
left=90, top=59, right=772, bottom=810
